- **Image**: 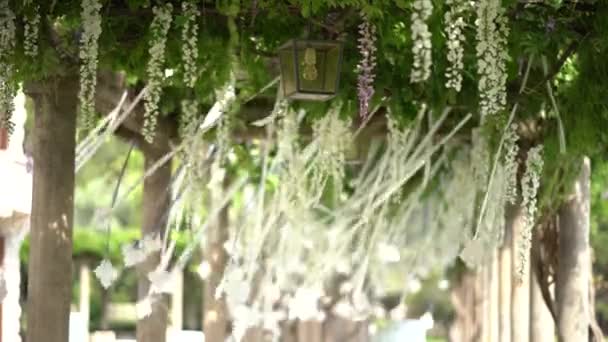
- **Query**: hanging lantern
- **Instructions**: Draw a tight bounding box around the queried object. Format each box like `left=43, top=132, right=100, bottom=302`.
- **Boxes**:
left=278, top=39, right=344, bottom=101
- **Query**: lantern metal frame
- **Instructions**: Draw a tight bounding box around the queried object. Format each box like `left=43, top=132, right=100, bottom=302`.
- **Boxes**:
left=278, top=39, right=344, bottom=101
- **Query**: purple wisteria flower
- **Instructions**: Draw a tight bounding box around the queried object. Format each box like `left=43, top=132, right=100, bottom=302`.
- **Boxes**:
left=357, top=15, right=377, bottom=119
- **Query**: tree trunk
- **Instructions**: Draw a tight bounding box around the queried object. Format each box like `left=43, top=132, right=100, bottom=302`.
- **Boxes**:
left=137, top=125, right=172, bottom=342
left=499, top=224, right=512, bottom=342
left=203, top=192, right=230, bottom=342
left=24, top=76, right=78, bottom=342
left=480, top=258, right=500, bottom=342
left=510, top=205, right=529, bottom=342
left=556, top=157, right=591, bottom=342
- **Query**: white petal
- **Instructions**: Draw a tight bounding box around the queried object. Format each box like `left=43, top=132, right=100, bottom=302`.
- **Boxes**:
left=94, top=259, right=119, bottom=289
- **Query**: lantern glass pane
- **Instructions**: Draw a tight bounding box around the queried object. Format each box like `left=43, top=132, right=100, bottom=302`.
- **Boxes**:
left=323, top=46, right=340, bottom=93
left=279, top=40, right=342, bottom=101
left=279, top=48, right=297, bottom=97
left=296, top=48, right=327, bottom=93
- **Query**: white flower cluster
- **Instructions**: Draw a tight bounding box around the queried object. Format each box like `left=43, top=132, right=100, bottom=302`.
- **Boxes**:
left=0, top=0, right=16, bottom=133
left=311, top=102, right=351, bottom=192
left=481, top=163, right=506, bottom=245
left=410, top=0, right=433, bottom=83
left=276, top=106, right=297, bottom=164
left=79, top=0, right=103, bottom=131
left=205, top=80, right=236, bottom=161
left=143, top=3, right=173, bottom=143
left=136, top=297, right=153, bottom=319
left=385, top=113, right=415, bottom=204
left=23, top=5, right=40, bottom=58
left=231, top=304, right=262, bottom=342
left=94, top=259, right=119, bottom=289
left=441, top=152, right=476, bottom=263
left=332, top=291, right=371, bottom=321
left=460, top=238, right=488, bottom=269
left=179, top=99, right=198, bottom=137
left=503, top=123, right=520, bottom=204
left=444, top=0, right=468, bottom=92
left=216, top=268, right=250, bottom=313
left=517, top=145, right=543, bottom=280
left=475, top=0, right=509, bottom=118
left=121, top=233, right=163, bottom=267
left=287, top=287, right=325, bottom=321
left=458, top=143, right=507, bottom=268
left=470, top=129, right=489, bottom=189
left=215, top=102, right=232, bottom=160
left=276, top=108, right=317, bottom=207
left=147, top=267, right=174, bottom=294
left=181, top=1, right=199, bottom=88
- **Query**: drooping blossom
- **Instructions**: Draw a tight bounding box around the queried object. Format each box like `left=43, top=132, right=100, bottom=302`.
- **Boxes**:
left=356, top=15, right=377, bottom=119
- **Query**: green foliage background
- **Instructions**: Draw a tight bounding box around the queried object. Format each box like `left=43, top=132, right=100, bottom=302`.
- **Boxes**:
left=5, top=0, right=608, bottom=333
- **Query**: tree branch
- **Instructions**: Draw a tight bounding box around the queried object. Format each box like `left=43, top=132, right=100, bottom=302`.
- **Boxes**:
left=512, top=37, right=585, bottom=104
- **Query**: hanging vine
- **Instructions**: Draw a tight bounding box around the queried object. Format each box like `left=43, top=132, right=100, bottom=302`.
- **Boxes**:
left=179, top=1, right=200, bottom=137
left=410, top=0, right=433, bottom=83
left=476, top=0, right=509, bottom=118
left=181, top=1, right=199, bottom=88
left=444, top=0, right=468, bottom=92
left=79, top=0, right=103, bottom=131
left=179, top=99, right=199, bottom=137
left=503, top=123, right=520, bottom=204
left=517, top=144, right=543, bottom=280
left=356, top=14, right=376, bottom=119
left=0, top=0, right=16, bottom=134
left=23, top=4, right=40, bottom=58
left=311, top=101, right=351, bottom=194
left=143, top=3, right=173, bottom=143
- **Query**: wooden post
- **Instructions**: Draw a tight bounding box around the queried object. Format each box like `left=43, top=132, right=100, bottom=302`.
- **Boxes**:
left=170, top=270, right=183, bottom=330
left=489, top=253, right=500, bottom=342
left=0, top=235, right=4, bottom=342
left=510, top=205, right=529, bottom=342
left=298, top=321, right=323, bottom=342
left=529, top=264, right=554, bottom=342
left=80, top=263, right=91, bottom=341
left=0, top=125, right=5, bottom=342
left=474, top=268, right=484, bottom=342
left=499, top=230, right=512, bottom=342
left=480, top=264, right=490, bottom=342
